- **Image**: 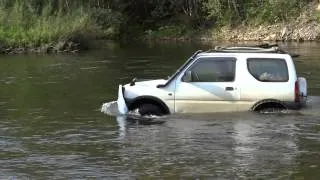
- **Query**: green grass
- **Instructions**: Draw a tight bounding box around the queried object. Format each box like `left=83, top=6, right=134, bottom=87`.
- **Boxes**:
left=0, top=2, right=114, bottom=49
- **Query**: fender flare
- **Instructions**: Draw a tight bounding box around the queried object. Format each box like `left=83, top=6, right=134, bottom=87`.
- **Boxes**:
left=127, top=96, right=170, bottom=114
left=251, top=99, right=288, bottom=111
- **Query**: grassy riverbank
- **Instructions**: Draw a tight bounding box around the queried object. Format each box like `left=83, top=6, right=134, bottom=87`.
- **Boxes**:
left=0, top=10, right=95, bottom=53
left=0, top=0, right=319, bottom=54
left=0, top=1, right=121, bottom=53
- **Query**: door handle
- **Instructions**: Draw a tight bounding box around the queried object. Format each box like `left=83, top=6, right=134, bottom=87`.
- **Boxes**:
left=225, top=87, right=234, bottom=91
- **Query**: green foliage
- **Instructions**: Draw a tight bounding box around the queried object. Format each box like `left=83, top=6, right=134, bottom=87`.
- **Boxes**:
left=315, top=13, right=320, bottom=22
left=0, top=0, right=315, bottom=48
left=205, top=0, right=311, bottom=26
left=0, top=0, right=123, bottom=48
left=90, top=8, right=124, bottom=38
left=146, top=25, right=188, bottom=38
left=244, top=0, right=309, bottom=25
left=0, top=6, right=94, bottom=46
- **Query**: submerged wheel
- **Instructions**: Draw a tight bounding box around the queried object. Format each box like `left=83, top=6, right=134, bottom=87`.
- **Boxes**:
left=138, top=103, right=164, bottom=116
left=258, top=107, right=286, bottom=113
left=252, top=99, right=288, bottom=113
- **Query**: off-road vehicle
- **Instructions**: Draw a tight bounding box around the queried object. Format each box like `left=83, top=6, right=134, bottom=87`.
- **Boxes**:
left=117, top=44, right=307, bottom=115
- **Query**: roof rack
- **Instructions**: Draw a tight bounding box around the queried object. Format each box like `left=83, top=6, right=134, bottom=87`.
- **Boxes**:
left=206, top=44, right=300, bottom=57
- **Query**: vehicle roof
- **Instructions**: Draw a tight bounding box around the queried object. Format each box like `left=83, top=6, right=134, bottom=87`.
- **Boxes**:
left=196, top=45, right=299, bottom=59
left=196, top=52, right=292, bottom=60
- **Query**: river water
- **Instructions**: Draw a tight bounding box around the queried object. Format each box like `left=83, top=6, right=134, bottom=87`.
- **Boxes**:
left=1, top=42, right=320, bottom=179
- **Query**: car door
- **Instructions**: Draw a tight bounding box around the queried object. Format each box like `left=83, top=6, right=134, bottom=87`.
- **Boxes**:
left=174, top=57, right=240, bottom=113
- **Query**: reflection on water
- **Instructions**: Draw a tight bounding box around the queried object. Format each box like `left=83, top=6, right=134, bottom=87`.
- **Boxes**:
left=116, top=116, right=126, bottom=139
left=108, top=111, right=320, bottom=179
left=1, top=42, right=320, bottom=179
left=232, top=118, right=299, bottom=178
left=233, top=120, right=257, bottom=156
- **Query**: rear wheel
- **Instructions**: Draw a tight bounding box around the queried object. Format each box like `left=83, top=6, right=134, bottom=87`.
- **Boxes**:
left=138, top=103, right=164, bottom=116
left=252, top=100, right=287, bottom=113
left=258, top=107, right=286, bottom=113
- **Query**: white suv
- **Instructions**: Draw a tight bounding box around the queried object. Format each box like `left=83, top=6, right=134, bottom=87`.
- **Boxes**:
left=116, top=45, right=307, bottom=115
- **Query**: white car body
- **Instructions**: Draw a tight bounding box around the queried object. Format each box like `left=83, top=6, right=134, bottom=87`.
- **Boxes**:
left=119, top=47, right=307, bottom=115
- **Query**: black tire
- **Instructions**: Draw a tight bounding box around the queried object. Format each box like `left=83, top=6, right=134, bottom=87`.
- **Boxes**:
left=138, top=103, right=163, bottom=116
left=252, top=100, right=287, bottom=113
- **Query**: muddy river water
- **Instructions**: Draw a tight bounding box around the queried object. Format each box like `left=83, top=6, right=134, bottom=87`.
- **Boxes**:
left=1, top=42, right=320, bottom=179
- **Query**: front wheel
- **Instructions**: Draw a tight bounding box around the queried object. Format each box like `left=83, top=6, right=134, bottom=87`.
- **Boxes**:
left=138, top=103, right=163, bottom=116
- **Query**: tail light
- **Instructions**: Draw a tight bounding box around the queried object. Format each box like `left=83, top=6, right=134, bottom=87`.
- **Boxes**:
left=295, top=80, right=300, bottom=102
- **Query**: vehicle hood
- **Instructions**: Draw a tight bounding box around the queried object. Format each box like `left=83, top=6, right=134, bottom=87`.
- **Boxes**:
left=123, top=79, right=169, bottom=99
left=131, top=79, right=167, bottom=88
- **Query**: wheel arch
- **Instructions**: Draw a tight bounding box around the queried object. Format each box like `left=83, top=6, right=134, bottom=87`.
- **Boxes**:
left=251, top=99, right=288, bottom=111
left=128, top=96, right=170, bottom=114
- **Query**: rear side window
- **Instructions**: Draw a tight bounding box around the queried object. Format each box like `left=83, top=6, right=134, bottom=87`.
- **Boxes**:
left=247, top=58, right=289, bottom=82
left=188, top=57, right=236, bottom=82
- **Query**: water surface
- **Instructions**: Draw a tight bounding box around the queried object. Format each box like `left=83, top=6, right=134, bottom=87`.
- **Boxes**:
left=1, top=42, right=320, bottom=179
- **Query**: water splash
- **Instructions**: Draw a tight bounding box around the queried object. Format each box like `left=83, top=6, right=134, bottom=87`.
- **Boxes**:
left=100, top=101, right=141, bottom=116
left=101, top=101, right=118, bottom=116
left=101, top=100, right=163, bottom=119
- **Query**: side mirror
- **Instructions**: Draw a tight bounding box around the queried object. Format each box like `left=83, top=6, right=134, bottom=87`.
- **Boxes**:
left=183, top=71, right=192, bottom=82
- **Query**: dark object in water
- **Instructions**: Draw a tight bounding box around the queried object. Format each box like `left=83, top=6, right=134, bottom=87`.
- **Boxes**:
left=126, top=115, right=166, bottom=125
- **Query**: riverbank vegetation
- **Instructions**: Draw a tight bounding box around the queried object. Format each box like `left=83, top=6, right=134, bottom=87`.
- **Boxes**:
left=0, top=0, right=318, bottom=53
left=0, top=0, right=123, bottom=53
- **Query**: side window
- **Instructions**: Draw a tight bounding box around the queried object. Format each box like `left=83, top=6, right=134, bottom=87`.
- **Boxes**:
left=247, top=58, right=289, bottom=82
left=188, top=57, right=236, bottom=82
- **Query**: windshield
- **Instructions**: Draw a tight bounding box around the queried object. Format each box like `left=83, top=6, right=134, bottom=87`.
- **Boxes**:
left=158, top=50, right=202, bottom=87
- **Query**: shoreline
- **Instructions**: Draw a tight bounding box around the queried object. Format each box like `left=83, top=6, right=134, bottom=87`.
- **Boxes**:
left=2, top=36, right=320, bottom=55
left=3, top=25, right=320, bottom=55
left=0, top=41, right=81, bottom=55
left=3, top=15, right=320, bottom=55
left=143, top=21, right=320, bottom=43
